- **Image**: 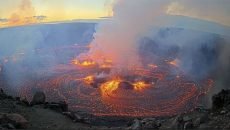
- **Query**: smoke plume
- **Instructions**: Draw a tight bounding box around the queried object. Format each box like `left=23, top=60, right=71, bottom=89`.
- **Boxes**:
left=85, top=0, right=230, bottom=92
left=85, top=0, right=171, bottom=73
left=7, top=0, right=37, bottom=27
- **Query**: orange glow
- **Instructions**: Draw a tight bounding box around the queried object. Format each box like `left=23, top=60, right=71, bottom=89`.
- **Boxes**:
left=104, top=59, right=113, bottom=63
left=99, top=59, right=113, bottom=68
left=81, top=60, right=96, bottom=66
left=168, top=59, right=180, bottom=67
left=72, top=59, right=79, bottom=65
left=100, top=64, right=112, bottom=69
left=132, top=81, right=150, bottom=91
left=72, top=59, right=96, bottom=67
left=83, top=75, right=94, bottom=84
left=100, top=79, right=121, bottom=96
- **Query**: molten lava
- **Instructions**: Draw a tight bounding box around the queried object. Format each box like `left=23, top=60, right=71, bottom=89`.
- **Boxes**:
left=83, top=75, right=95, bottom=85
left=18, top=47, right=214, bottom=117
left=132, top=81, right=150, bottom=91
left=100, top=79, right=121, bottom=96
left=72, top=59, right=96, bottom=67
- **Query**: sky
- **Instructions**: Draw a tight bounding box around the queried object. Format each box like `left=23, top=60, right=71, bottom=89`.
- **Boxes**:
left=0, top=0, right=113, bottom=27
left=0, top=0, right=229, bottom=28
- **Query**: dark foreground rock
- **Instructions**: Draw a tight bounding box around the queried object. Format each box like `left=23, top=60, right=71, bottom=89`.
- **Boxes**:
left=0, top=88, right=114, bottom=129
left=129, top=118, right=161, bottom=130
left=1, top=88, right=230, bottom=129
left=62, top=112, right=86, bottom=123
left=30, top=91, right=46, bottom=105
left=159, top=89, right=230, bottom=130
left=0, top=113, right=29, bottom=129
left=0, top=89, right=7, bottom=100
left=212, top=89, right=230, bottom=110
left=44, top=101, right=68, bottom=112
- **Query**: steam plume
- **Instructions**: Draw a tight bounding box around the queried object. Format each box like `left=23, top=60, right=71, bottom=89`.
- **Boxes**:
left=84, top=0, right=230, bottom=94
left=85, top=0, right=171, bottom=72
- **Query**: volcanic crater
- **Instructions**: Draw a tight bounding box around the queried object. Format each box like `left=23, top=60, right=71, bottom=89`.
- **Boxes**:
left=17, top=45, right=213, bottom=117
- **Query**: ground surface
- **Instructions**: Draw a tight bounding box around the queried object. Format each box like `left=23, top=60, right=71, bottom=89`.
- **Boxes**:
left=1, top=90, right=230, bottom=130
left=0, top=96, right=125, bottom=130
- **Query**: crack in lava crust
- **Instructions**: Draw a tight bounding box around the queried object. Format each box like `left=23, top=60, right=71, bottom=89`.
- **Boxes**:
left=19, top=61, right=213, bottom=117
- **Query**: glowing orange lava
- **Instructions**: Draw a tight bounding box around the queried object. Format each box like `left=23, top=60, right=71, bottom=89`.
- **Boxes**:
left=17, top=49, right=214, bottom=117
left=72, top=59, right=96, bottom=67
left=132, top=81, right=150, bottom=91
left=100, top=79, right=121, bottom=97
left=83, top=75, right=94, bottom=85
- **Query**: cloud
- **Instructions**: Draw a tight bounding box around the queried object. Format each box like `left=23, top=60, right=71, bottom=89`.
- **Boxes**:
left=0, top=18, right=8, bottom=23
left=0, top=0, right=39, bottom=27
left=33, top=15, right=47, bottom=21
left=167, top=0, right=230, bottom=26
left=8, top=0, right=36, bottom=26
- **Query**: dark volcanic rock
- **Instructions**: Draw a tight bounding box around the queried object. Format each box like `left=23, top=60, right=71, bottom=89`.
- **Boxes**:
left=62, top=112, right=85, bottom=123
left=0, top=113, right=28, bottom=129
left=118, top=81, right=134, bottom=90
left=141, top=118, right=161, bottom=129
left=0, top=89, right=7, bottom=100
left=129, top=119, right=141, bottom=130
left=0, top=113, right=8, bottom=124
left=212, top=89, right=230, bottom=110
left=129, top=118, right=161, bottom=130
left=17, top=97, right=30, bottom=106
left=193, top=118, right=201, bottom=127
left=58, top=101, right=68, bottom=112
left=45, top=101, right=68, bottom=112
left=184, top=121, right=193, bottom=130
left=5, top=123, right=15, bottom=129
left=30, top=91, right=46, bottom=105
left=171, top=115, right=184, bottom=130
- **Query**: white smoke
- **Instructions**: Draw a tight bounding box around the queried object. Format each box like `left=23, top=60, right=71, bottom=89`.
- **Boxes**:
left=85, top=0, right=171, bottom=73
left=83, top=0, right=230, bottom=96
left=85, top=0, right=230, bottom=74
